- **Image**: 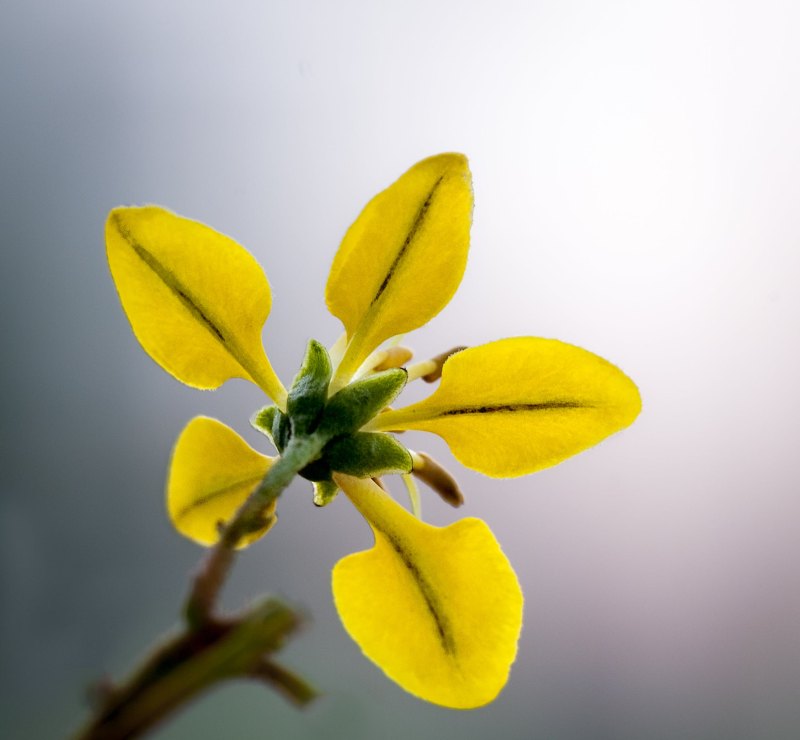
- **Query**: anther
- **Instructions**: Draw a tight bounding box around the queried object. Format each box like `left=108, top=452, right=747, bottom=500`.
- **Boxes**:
left=409, top=451, right=464, bottom=507
left=373, top=346, right=414, bottom=371
left=406, top=346, right=467, bottom=383
left=421, top=346, right=467, bottom=382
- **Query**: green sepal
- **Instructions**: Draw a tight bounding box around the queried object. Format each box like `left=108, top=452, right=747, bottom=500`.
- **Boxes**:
left=272, top=409, right=291, bottom=453
left=251, top=405, right=279, bottom=445
left=287, top=339, right=332, bottom=435
left=298, top=458, right=332, bottom=482
left=325, top=432, right=412, bottom=477
left=313, top=480, right=340, bottom=507
left=318, top=368, right=407, bottom=437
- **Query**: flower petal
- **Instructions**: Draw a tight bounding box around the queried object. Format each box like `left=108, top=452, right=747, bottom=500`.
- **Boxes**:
left=371, top=337, right=641, bottom=478
left=332, top=474, right=523, bottom=708
left=106, top=206, right=287, bottom=407
left=327, top=154, right=473, bottom=385
left=167, top=417, right=275, bottom=547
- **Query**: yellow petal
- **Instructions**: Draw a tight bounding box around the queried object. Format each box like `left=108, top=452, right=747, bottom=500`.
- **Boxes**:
left=167, top=417, right=275, bottom=547
left=332, top=474, right=523, bottom=708
left=327, top=154, right=473, bottom=386
left=371, top=337, right=641, bottom=478
left=106, top=206, right=287, bottom=408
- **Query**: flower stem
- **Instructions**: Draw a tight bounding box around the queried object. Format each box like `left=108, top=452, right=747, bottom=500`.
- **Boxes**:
left=185, top=432, right=327, bottom=625
left=75, top=432, right=327, bottom=740
left=251, top=659, right=319, bottom=707
left=72, top=599, right=302, bottom=740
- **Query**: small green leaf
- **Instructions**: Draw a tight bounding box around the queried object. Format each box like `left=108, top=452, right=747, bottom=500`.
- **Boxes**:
left=287, top=339, right=332, bottom=435
left=313, top=480, right=340, bottom=507
left=251, top=405, right=278, bottom=445
left=272, top=409, right=291, bottom=453
left=325, top=433, right=412, bottom=477
left=318, top=369, right=407, bottom=438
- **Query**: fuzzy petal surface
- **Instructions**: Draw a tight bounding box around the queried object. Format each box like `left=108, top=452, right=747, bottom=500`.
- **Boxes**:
left=372, top=337, right=641, bottom=477
left=106, top=206, right=286, bottom=406
left=167, top=417, right=275, bottom=547
left=327, top=154, right=473, bottom=382
left=332, top=475, right=523, bottom=708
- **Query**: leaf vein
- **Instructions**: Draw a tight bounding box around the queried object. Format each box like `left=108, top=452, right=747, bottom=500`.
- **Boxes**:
left=175, top=474, right=266, bottom=522
left=438, top=401, right=589, bottom=416
left=370, top=175, right=445, bottom=307
left=114, top=216, right=228, bottom=345
left=383, top=533, right=456, bottom=655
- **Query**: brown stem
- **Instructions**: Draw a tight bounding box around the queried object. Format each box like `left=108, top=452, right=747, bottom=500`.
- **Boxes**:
left=184, top=542, right=236, bottom=628
left=184, top=433, right=326, bottom=625
left=75, top=433, right=328, bottom=739
left=73, top=599, right=302, bottom=740
left=251, top=659, right=319, bottom=707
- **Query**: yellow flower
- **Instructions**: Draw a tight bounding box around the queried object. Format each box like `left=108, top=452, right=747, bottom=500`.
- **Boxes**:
left=105, top=153, right=641, bottom=709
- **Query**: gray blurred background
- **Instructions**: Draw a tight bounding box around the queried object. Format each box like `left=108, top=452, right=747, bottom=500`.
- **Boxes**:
left=2, top=1, right=799, bottom=738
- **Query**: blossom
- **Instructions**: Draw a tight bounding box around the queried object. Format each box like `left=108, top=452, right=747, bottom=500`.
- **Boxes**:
left=105, top=153, right=640, bottom=709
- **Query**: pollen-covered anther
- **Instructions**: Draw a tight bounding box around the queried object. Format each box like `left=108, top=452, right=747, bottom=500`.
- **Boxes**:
left=410, top=451, right=464, bottom=508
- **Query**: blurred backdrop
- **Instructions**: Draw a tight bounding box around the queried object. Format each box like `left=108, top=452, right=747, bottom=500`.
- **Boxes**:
left=2, top=1, right=800, bottom=738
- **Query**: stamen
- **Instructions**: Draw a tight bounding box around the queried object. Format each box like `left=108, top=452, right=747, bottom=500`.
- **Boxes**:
left=401, top=473, right=422, bottom=519
left=405, top=346, right=467, bottom=383
left=354, top=345, right=415, bottom=380
left=405, top=359, right=437, bottom=382
left=420, top=346, right=467, bottom=383
left=409, top=451, right=464, bottom=508
left=352, top=349, right=384, bottom=380
left=328, top=332, right=348, bottom=369
left=373, top=346, right=414, bottom=371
